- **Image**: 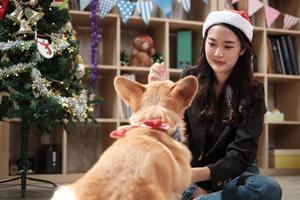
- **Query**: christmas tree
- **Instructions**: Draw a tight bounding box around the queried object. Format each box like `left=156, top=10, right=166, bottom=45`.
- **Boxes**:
left=0, top=0, right=95, bottom=132
left=0, top=0, right=97, bottom=196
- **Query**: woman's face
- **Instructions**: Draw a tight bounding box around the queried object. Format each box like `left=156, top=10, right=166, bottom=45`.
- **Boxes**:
left=205, top=25, right=243, bottom=79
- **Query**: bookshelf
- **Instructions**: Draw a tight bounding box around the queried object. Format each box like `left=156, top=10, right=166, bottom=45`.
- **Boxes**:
left=1, top=0, right=300, bottom=184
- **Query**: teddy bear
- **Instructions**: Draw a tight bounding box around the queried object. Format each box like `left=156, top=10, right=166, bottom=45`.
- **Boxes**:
left=130, top=35, right=155, bottom=67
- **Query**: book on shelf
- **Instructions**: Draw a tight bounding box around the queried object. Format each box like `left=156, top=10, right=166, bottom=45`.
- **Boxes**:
left=279, top=36, right=294, bottom=75
left=275, top=37, right=288, bottom=75
left=267, top=35, right=299, bottom=75
left=268, top=36, right=284, bottom=74
left=266, top=37, right=274, bottom=74
left=285, top=36, right=299, bottom=75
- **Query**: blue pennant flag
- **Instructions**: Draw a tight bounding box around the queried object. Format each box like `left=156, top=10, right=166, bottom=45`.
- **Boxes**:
left=153, top=0, right=172, bottom=18
left=179, top=0, right=191, bottom=12
left=202, top=0, right=209, bottom=5
left=79, top=0, right=92, bottom=11
left=136, top=0, right=153, bottom=25
left=117, top=0, right=136, bottom=23
left=99, top=0, right=118, bottom=17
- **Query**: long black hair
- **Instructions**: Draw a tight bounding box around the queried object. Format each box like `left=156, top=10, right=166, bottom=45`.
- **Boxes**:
left=184, top=23, right=263, bottom=125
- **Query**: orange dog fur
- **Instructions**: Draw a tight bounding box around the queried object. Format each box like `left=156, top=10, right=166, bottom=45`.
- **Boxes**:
left=51, top=75, right=198, bottom=200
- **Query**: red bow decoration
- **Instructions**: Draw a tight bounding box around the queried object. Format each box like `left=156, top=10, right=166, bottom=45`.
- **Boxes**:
left=143, top=118, right=169, bottom=130
left=110, top=125, right=134, bottom=139
left=109, top=118, right=170, bottom=139
left=0, top=0, right=9, bottom=21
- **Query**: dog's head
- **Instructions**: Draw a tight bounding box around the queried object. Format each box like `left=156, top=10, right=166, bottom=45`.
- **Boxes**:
left=114, top=76, right=198, bottom=139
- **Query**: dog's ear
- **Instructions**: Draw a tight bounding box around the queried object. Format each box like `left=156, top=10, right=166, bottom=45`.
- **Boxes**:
left=170, top=75, right=198, bottom=109
left=114, top=76, right=146, bottom=111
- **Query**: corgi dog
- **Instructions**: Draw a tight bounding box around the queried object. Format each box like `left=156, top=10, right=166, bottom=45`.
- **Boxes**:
left=51, top=75, right=198, bottom=200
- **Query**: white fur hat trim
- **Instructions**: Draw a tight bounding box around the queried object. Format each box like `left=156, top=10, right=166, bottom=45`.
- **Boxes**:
left=202, top=10, right=253, bottom=41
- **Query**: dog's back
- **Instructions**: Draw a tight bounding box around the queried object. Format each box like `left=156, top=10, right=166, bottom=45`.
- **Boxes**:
left=51, top=76, right=198, bottom=200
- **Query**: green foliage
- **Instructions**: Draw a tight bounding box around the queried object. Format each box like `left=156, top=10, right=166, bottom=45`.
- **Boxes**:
left=0, top=0, right=96, bottom=133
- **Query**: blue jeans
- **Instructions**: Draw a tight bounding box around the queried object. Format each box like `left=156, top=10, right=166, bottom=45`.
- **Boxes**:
left=182, top=163, right=282, bottom=200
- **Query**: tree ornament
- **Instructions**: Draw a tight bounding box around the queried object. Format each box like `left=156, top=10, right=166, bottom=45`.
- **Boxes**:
left=75, top=55, right=85, bottom=79
left=35, top=32, right=54, bottom=59
left=6, top=4, right=24, bottom=24
left=25, top=7, right=44, bottom=26
left=6, top=0, right=44, bottom=30
left=29, top=0, right=38, bottom=7
left=17, top=19, right=33, bottom=35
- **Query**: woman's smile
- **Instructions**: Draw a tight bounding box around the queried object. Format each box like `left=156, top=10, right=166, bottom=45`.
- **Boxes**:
left=212, top=59, right=226, bottom=65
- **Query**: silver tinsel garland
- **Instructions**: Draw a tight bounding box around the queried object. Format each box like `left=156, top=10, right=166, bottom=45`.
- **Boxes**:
left=0, top=40, right=36, bottom=51
left=30, top=68, right=90, bottom=120
left=0, top=23, right=71, bottom=55
left=55, top=90, right=89, bottom=119
left=0, top=62, right=36, bottom=79
left=0, top=63, right=91, bottom=120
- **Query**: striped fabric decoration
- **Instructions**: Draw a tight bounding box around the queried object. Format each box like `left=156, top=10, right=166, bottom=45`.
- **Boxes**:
left=283, top=14, right=300, bottom=30
left=136, top=0, right=153, bottom=24
left=179, top=0, right=190, bottom=12
left=99, top=0, right=117, bottom=17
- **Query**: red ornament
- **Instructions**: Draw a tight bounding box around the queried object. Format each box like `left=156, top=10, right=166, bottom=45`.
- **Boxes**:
left=0, top=0, right=9, bottom=21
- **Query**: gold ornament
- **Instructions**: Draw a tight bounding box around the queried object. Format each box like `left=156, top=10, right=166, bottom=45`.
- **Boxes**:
left=6, top=5, right=24, bottom=24
left=26, top=8, right=44, bottom=26
left=6, top=0, right=44, bottom=31
left=29, top=0, right=38, bottom=7
left=75, top=55, right=86, bottom=79
left=17, top=19, right=33, bottom=35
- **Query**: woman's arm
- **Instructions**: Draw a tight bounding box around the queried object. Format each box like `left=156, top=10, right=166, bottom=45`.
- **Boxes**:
left=207, top=88, right=267, bottom=191
left=192, top=167, right=211, bottom=183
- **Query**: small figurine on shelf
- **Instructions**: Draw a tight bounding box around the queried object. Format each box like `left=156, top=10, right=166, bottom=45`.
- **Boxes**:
left=152, top=53, right=164, bottom=64
left=265, top=108, right=285, bottom=122
left=130, top=35, right=155, bottom=67
left=120, top=49, right=130, bottom=66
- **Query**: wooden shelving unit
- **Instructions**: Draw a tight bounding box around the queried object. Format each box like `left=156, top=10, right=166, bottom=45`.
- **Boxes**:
left=1, top=0, right=300, bottom=184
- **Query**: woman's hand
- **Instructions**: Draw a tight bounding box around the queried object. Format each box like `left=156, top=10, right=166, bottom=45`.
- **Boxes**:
left=147, top=62, right=168, bottom=83
left=192, top=187, right=208, bottom=199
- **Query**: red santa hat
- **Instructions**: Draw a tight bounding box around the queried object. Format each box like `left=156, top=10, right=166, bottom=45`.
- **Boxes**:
left=202, top=10, right=253, bottom=41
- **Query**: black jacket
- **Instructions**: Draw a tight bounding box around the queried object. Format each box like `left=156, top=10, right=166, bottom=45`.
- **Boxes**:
left=182, top=69, right=267, bottom=192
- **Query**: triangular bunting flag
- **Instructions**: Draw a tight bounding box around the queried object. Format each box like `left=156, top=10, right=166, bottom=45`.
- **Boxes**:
left=153, top=0, right=172, bottom=18
left=283, top=14, right=300, bottom=30
left=79, top=0, right=92, bottom=11
left=178, top=0, right=191, bottom=12
left=136, top=0, right=153, bottom=25
left=248, top=0, right=264, bottom=17
left=264, top=5, right=280, bottom=27
left=117, top=0, right=136, bottom=23
left=232, top=0, right=240, bottom=4
left=99, top=0, right=117, bottom=17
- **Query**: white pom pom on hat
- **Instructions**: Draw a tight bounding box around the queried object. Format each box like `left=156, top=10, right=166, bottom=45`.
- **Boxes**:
left=202, top=10, right=254, bottom=41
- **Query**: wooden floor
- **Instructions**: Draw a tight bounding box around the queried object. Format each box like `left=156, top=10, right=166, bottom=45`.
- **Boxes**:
left=0, top=176, right=299, bottom=199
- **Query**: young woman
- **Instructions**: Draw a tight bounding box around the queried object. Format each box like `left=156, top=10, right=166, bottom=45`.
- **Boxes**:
left=148, top=10, right=282, bottom=200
